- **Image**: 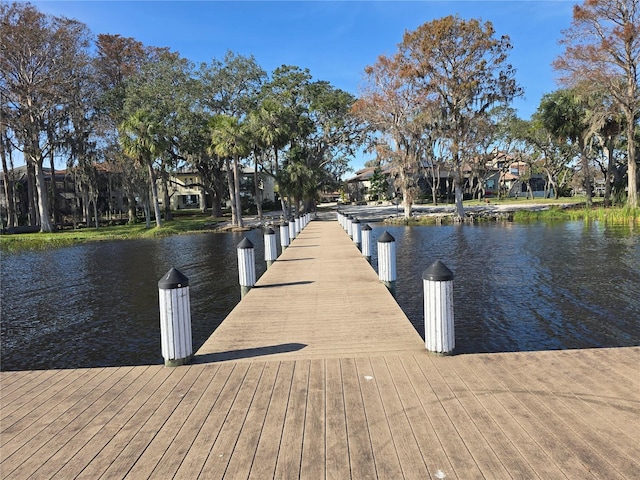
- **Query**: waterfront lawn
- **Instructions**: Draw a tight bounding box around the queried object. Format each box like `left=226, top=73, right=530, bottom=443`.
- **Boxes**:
left=0, top=213, right=226, bottom=252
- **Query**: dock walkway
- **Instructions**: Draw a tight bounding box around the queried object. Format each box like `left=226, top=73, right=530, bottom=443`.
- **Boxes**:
left=1, top=219, right=639, bottom=479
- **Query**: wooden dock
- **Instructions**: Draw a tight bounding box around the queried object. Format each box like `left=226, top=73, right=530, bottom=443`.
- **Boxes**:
left=1, top=219, right=639, bottom=479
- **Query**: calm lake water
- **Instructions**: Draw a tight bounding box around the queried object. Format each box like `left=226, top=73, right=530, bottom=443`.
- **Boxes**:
left=1, top=220, right=639, bottom=371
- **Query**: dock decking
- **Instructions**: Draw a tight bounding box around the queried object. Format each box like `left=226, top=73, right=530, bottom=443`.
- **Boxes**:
left=2, top=219, right=639, bottom=479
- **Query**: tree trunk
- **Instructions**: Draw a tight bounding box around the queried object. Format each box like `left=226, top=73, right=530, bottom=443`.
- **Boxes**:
left=1, top=145, right=15, bottom=229
left=233, top=155, right=244, bottom=228
left=49, top=149, right=59, bottom=226
left=127, top=194, right=137, bottom=224
left=603, top=138, right=614, bottom=207
left=200, top=185, right=207, bottom=214
left=254, top=156, right=263, bottom=220
left=34, top=161, right=54, bottom=232
left=144, top=198, right=151, bottom=228
left=401, top=186, right=412, bottom=219
left=453, top=173, right=465, bottom=220
left=27, top=163, right=38, bottom=226
left=225, top=157, right=237, bottom=225
left=93, top=195, right=99, bottom=228
left=581, top=150, right=592, bottom=207
left=162, top=174, right=172, bottom=221
left=625, top=114, right=638, bottom=208
left=147, top=162, right=162, bottom=227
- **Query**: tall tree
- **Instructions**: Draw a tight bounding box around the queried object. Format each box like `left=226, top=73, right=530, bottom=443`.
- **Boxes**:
left=0, top=2, right=92, bottom=232
left=119, top=109, right=167, bottom=228
left=401, top=15, right=522, bottom=219
left=353, top=53, right=434, bottom=218
left=555, top=0, right=640, bottom=208
left=209, top=114, right=250, bottom=227
left=538, top=89, right=594, bottom=204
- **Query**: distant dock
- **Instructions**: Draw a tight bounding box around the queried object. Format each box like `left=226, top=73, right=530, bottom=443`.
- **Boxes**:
left=1, top=219, right=639, bottom=479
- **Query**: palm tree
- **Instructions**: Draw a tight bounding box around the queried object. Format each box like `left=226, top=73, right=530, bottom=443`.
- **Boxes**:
left=210, top=115, right=250, bottom=227
left=539, top=89, right=592, bottom=206
left=119, top=110, right=167, bottom=228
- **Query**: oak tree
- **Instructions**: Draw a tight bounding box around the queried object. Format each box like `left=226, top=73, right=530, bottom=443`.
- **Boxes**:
left=555, top=0, right=640, bottom=207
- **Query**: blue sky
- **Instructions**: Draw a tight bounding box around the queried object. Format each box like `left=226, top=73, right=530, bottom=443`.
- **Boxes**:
left=30, top=0, right=577, bottom=170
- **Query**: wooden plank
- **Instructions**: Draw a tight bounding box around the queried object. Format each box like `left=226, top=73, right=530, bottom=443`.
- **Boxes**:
left=93, top=365, right=204, bottom=479
left=354, top=356, right=403, bottom=478
left=440, top=357, right=545, bottom=478
left=223, top=362, right=280, bottom=479
left=1, top=367, right=106, bottom=445
left=142, top=363, right=232, bottom=479
left=122, top=365, right=220, bottom=479
left=565, top=349, right=640, bottom=422
left=552, top=351, right=640, bottom=442
left=0, top=368, right=84, bottom=423
left=173, top=363, right=250, bottom=478
left=447, top=356, right=566, bottom=479
left=416, top=355, right=512, bottom=479
left=248, top=361, right=295, bottom=480
left=198, top=362, right=267, bottom=478
left=470, top=354, right=596, bottom=479
left=367, top=356, right=432, bottom=479
left=1, top=366, right=143, bottom=479
left=49, top=366, right=176, bottom=479
left=341, top=357, right=376, bottom=479
left=273, top=360, right=310, bottom=479
left=324, top=357, right=349, bottom=480
left=396, top=355, right=478, bottom=478
left=300, top=359, right=326, bottom=480
left=0, top=370, right=48, bottom=396
left=493, top=351, right=639, bottom=478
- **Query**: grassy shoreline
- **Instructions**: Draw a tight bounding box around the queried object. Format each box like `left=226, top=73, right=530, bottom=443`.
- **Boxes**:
left=3, top=201, right=638, bottom=252
left=0, top=214, right=227, bottom=253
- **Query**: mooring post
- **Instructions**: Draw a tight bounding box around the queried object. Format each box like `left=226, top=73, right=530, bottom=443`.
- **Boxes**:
left=377, top=231, right=396, bottom=297
left=264, top=227, right=277, bottom=269
left=237, top=237, right=256, bottom=298
left=294, top=215, right=301, bottom=236
left=158, top=267, right=193, bottom=367
left=346, top=215, right=353, bottom=238
left=423, top=260, right=455, bottom=355
left=280, top=222, right=290, bottom=251
left=289, top=217, right=296, bottom=240
left=352, top=218, right=361, bottom=250
left=361, top=224, right=372, bottom=262
left=337, top=210, right=344, bottom=228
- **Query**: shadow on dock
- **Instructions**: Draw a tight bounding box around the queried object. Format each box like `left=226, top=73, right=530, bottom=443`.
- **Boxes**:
left=193, top=342, right=307, bottom=363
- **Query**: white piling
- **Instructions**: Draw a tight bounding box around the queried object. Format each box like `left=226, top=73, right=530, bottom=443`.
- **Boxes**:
left=423, top=260, right=455, bottom=355
left=377, top=231, right=396, bottom=296
left=158, top=268, right=193, bottom=367
left=346, top=215, right=353, bottom=237
left=361, top=224, right=372, bottom=262
left=264, top=227, right=277, bottom=269
left=294, top=215, right=301, bottom=235
left=352, top=218, right=361, bottom=250
left=280, top=222, right=290, bottom=251
left=237, top=237, right=256, bottom=298
left=289, top=218, right=296, bottom=240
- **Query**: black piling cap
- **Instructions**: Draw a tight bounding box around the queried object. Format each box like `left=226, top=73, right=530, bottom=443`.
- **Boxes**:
left=378, top=231, right=395, bottom=243
left=362, top=224, right=372, bottom=231
left=352, top=218, right=360, bottom=224
left=158, top=267, right=189, bottom=289
left=237, top=237, right=254, bottom=249
left=423, top=260, right=454, bottom=282
left=265, top=227, right=275, bottom=235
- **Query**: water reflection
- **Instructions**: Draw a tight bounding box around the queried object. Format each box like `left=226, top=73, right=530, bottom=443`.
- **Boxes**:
left=371, top=221, right=640, bottom=354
